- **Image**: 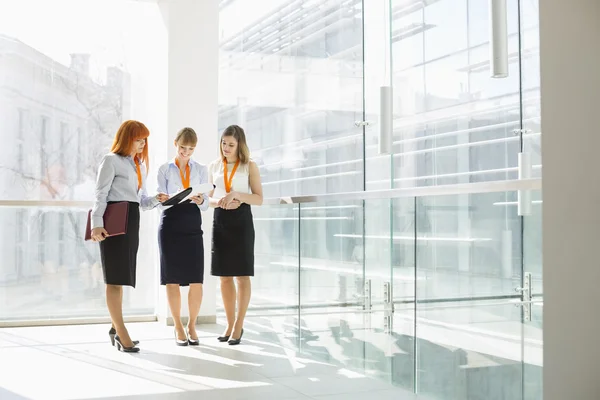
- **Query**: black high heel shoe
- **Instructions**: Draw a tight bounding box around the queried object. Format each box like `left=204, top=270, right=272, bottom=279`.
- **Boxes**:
left=187, top=329, right=199, bottom=346
left=114, top=335, right=140, bottom=353
left=228, top=329, right=244, bottom=346
left=109, top=327, right=139, bottom=346
left=217, top=328, right=232, bottom=342
left=175, top=329, right=188, bottom=346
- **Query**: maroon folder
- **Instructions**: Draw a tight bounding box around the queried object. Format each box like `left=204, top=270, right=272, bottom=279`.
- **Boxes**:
left=84, top=202, right=129, bottom=241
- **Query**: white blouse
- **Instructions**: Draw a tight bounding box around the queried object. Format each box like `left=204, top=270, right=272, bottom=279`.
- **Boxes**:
left=211, top=159, right=251, bottom=199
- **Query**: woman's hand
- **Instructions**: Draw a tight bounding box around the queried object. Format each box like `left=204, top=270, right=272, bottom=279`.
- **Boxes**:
left=219, top=191, right=238, bottom=208
left=190, top=195, right=204, bottom=205
left=225, top=199, right=241, bottom=210
left=156, top=193, right=169, bottom=202
left=91, top=227, right=109, bottom=242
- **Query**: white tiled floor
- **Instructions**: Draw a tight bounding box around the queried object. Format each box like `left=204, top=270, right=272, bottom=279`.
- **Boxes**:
left=0, top=322, right=419, bottom=400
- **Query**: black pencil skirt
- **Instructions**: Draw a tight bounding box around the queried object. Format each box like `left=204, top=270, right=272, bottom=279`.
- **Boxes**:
left=158, top=202, right=204, bottom=286
left=99, top=201, right=140, bottom=287
left=211, top=203, right=255, bottom=277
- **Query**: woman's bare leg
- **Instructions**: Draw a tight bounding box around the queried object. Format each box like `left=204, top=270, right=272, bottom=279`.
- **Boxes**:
left=187, top=283, right=203, bottom=339
left=106, top=285, right=134, bottom=347
left=220, top=277, right=236, bottom=337
left=232, top=277, right=251, bottom=339
left=166, top=284, right=186, bottom=340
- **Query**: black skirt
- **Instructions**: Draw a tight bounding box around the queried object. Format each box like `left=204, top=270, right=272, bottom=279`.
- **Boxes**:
left=99, top=201, right=140, bottom=287
left=159, top=202, right=204, bottom=286
left=211, top=203, right=255, bottom=277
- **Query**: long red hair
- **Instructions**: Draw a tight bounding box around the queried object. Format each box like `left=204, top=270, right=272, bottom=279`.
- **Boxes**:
left=110, top=120, right=150, bottom=167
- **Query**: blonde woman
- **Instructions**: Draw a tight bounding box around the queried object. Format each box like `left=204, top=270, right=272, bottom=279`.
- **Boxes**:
left=157, top=127, right=209, bottom=346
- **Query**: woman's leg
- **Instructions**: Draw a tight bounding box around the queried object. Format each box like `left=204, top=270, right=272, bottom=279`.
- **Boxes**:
left=232, top=276, right=251, bottom=339
left=111, top=287, right=124, bottom=331
left=106, top=284, right=134, bottom=347
left=166, top=284, right=186, bottom=340
left=220, top=277, right=236, bottom=336
left=187, top=283, right=203, bottom=339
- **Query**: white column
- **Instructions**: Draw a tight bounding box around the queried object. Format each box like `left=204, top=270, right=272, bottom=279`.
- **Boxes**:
left=541, top=1, right=600, bottom=399
left=157, top=0, right=219, bottom=325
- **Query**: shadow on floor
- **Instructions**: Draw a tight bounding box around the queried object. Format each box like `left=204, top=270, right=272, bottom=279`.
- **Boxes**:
left=0, top=387, right=30, bottom=400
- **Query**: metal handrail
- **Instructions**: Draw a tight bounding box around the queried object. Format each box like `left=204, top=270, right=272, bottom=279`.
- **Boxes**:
left=0, top=178, right=541, bottom=208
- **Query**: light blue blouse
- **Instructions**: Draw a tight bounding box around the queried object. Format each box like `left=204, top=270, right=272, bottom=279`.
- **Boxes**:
left=156, top=159, right=210, bottom=212
left=91, top=153, right=159, bottom=229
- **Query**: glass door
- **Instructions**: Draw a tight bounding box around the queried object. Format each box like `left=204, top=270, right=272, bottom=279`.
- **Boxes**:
left=361, top=0, right=415, bottom=389
left=345, top=0, right=542, bottom=397
left=519, top=1, right=542, bottom=398
left=382, top=0, right=541, bottom=398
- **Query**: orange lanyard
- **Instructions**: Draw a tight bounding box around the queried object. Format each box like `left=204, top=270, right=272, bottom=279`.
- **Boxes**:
left=175, top=159, right=191, bottom=189
left=134, top=158, right=142, bottom=190
left=223, top=159, right=240, bottom=193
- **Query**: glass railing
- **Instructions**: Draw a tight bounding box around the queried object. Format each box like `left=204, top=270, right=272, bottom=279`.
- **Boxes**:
left=229, top=178, right=542, bottom=400
left=0, top=201, right=158, bottom=322
left=0, top=178, right=542, bottom=399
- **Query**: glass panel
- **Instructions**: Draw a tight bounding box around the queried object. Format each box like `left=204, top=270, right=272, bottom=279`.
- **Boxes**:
left=299, top=200, right=364, bottom=309
left=416, top=300, right=525, bottom=400
left=225, top=203, right=301, bottom=350
left=0, top=0, right=167, bottom=321
left=520, top=2, right=542, bottom=397
left=0, top=0, right=167, bottom=203
left=523, top=302, right=543, bottom=400
left=218, top=204, right=299, bottom=313
left=416, top=191, right=522, bottom=301
left=297, top=199, right=365, bottom=364
left=295, top=197, right=418, bottom=390
left=218, top=0, right=365, bottom=197
left=247, top=204, right=299, bottom=313
left=520, top=0, right=542, bottom=179
left=415, top=191, right=528, bottom=398
left=523, top=190, right=543, bottom=400
left=388, top=197, right=417, bottom=390
left=0, top=206, right=157, bottom=320
left=363, top=0, right=393, bottom=192
left=389, top=0, right=522, bottom=188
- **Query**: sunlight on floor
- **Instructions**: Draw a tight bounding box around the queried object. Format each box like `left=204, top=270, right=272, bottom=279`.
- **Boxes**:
left=0, top=322, right=417, bottom=400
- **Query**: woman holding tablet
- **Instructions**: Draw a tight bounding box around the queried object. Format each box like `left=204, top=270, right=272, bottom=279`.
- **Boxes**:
left=209, top=125, right=263, bottom=346
left=157, top=127, right=210, bottom=346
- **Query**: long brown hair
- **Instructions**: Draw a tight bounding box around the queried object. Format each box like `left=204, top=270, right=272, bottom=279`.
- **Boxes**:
left=110, top=120, right=150, bottom=167
left=220, top=125, right=250, bottom=164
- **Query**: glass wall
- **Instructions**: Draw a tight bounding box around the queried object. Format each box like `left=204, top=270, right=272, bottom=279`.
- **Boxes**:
left=0, top=0, right=167, bottom=320
left=218, top=1, right=541, bottom=399
left=218, top=0, right=365, bottom=198
left=218, top=0, right=540, bottom=287
left=0, top=0, right=541, bottom=396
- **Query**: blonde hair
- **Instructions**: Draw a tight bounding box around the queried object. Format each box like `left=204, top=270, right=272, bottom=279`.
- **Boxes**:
left=220, top=125, right=250, bottom=164
left=175, top=127, right=198, bottom=147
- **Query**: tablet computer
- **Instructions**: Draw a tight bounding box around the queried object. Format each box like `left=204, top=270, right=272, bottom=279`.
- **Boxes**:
left=161, top=187, right=193, bottom=206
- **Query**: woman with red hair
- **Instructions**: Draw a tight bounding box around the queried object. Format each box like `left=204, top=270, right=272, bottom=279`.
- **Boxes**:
left=90, top=120, right=168, bottom=353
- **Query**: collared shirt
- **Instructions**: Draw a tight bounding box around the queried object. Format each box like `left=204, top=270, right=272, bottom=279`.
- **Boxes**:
left=157, top=158, right=210, bottom=211
left=91, top=153, right=159, bottom=228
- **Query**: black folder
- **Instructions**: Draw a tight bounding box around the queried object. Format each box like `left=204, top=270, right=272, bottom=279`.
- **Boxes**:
left=162, top=187, right=193, bottom=206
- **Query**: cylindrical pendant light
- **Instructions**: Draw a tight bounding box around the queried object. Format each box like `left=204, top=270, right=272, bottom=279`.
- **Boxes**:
left=489, top=0, right=508, bottom=78
left=518, top=152, right=532, bottom=216
left=379, top=86, right=393, bottom=155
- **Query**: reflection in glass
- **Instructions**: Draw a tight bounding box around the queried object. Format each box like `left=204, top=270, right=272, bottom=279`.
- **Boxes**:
left=218, top=0, right=365, bottom=198
left=0, top=207, right=157, bottom=320
left=0, top=0, right=167, bottom=320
